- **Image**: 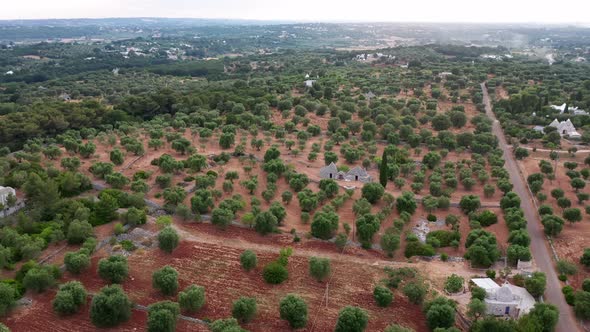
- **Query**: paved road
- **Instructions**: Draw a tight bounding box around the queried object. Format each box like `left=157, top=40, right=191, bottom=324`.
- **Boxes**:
left=481, top=83, right=580, bottom=332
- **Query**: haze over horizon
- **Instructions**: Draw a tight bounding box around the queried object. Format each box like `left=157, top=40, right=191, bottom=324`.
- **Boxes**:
left=2, top=0, right=590, bottom=24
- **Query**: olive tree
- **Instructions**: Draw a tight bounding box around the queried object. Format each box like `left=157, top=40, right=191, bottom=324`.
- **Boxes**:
left=279, top=294, right=308, bottom=329
left=152, top=266, right=179, bottom=296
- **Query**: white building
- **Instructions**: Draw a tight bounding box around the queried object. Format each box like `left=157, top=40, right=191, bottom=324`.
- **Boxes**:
left=549, top=118, right=582, bottom=139
left=471, top=278, right=535, bottom=318
left=0, top=186, right=16, bottom=206
left=304, top=80, right=316, bottom=88
left=550, top=103, right=587, bottom=115
left=319, top=163, right=372, bottom=183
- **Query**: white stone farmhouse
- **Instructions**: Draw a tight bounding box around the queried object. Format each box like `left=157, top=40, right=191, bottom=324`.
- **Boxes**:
left=549, top=118, right=581, bottom=139
left=471, top=278, right=535, bottom=318
left=319, top=163, right=372, bottom=183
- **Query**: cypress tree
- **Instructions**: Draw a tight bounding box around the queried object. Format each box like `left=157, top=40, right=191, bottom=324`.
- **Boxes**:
left=379, top=150, right=388, bottom=188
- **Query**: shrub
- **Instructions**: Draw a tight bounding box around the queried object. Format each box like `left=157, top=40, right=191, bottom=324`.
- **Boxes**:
left=0, top=283, right=16, bottom=316
left=279, top=294, right=308, bottom=329
left=404, top=236, right=435, bottom=258
left=444, top=274, right=464, bottom=293
left=557, top=260, right=578, bottom=276
left=574, top=291, right=590, bottom=319
left=471, top=286, right=486, bottom=301
left=361, top=182, right=385, bottom=204
left=98, top=255, right=128, bottom=284
left=23, top=267, right=56, bottom=293
left=52, top=281, right=87, bottom=315
left=309, top=257, right=331, bottom=282
left=66, top=220, right=94, bottom=244
left=210, top=318, right=245, bottom=332
left=373, top=285, right=393, bottom=307
left=152, top=266, right=179, bottom=296
left=147, top=301, right=180, bottom=332
left=563, top=287, right=574, bottom=305
left=426, top=230, right=460, bottom=248
left=232, top=296, right=257, bottom=323
left=424, top=297, right=456, bottom=330
left=90, top=285, right=132, bottom=327
left=380, top=231, right=401, bottom=257
left=334, top=306, right=369, bottom=332
left=240, top=250, right=257, bottom=271
left=263, top=262, right=289, bottom=284
left=525, top=272, right=547, bottom=298
left=583, top=279, right=590, bottom=292
left=64, top=250, right=90, bottom=274
left=158, top=227, right=179, bottom=253
left=403, top=282, right=427, bottom=305
left=178, top=285, right=205, bottom=313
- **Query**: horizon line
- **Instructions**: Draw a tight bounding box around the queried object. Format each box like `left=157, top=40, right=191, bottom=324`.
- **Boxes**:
left=0, top=16, right=589, bottom=26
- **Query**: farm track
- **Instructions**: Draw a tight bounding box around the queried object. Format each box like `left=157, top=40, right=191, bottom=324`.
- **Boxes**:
left=481, top=82, right=581, bottom=332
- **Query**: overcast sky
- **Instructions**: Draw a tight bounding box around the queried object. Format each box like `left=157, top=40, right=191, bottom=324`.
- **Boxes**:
left=2, top=0, right=589, bottom=23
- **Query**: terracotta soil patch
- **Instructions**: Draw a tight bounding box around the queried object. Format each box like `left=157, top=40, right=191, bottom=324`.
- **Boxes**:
left=42, top=238, right=430, bottom=332
left=2, top=290, right=201, bottom=332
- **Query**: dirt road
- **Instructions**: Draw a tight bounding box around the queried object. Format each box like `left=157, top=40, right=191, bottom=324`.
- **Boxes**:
left=481, top=83, right=580, bottom=332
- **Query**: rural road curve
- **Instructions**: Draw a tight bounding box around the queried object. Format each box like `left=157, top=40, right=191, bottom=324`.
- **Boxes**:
left=481, top=83, right=580, bottom=332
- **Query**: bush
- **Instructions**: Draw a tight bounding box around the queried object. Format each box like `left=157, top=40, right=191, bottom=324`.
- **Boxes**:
left=279, top=294, right=308, bottom=329
left=384, top=325, right=414, bottom=332
left=240, top=250, right=257, bottom=271
left=0, top=283, right=16, bottom=316
left=557, top=260, right=578, bottom=276
left=263, top=262, right=289, bottom=284
left=471, top=286, right=486, bottom=301
left=424, top=297, right=456, bottom=330
left=444, top=274, right=464, bottom=293
left=373, top=285, right=393, bottom=307
left=562, top=286, right=575, bottom=305
left=380, top=231, right=401, bottom=257
left=23, top=267, right=56, bottom=293
left=147, top=301, right=180, bottom=332
left=334, top=306, right=369, bottom=332
left=426, top=230, right=460, bottom=248
left=98, top=255, right=128, bottom=284
left=210, top=318, right=245, bottom=332
left=64, top=250, right=90, bottom=274
left=403, top=282, right=427, bottom=305
left=361, top=183, right=385, bottom=204
left=404, top=237, right=436, bottom=258
left=583, top=279, right=590, bottom=292
left=178, top=285, right=205, bottom=313
left=152, top=266, right=179, bottom=296
left=309, top=257, right=331, bottom=282
left=90, top=285, right=132, bottom=327
left=232, top=296, right=257, bottom=323
left=158, top=227, right=179, bottom=253
left=525, top=272, right=547, bottom=298
left=574, top=291, right=590, bottom=319
left=66, top=220, right=94, bottom=244
left=52, top=281, right=87, bottom=315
